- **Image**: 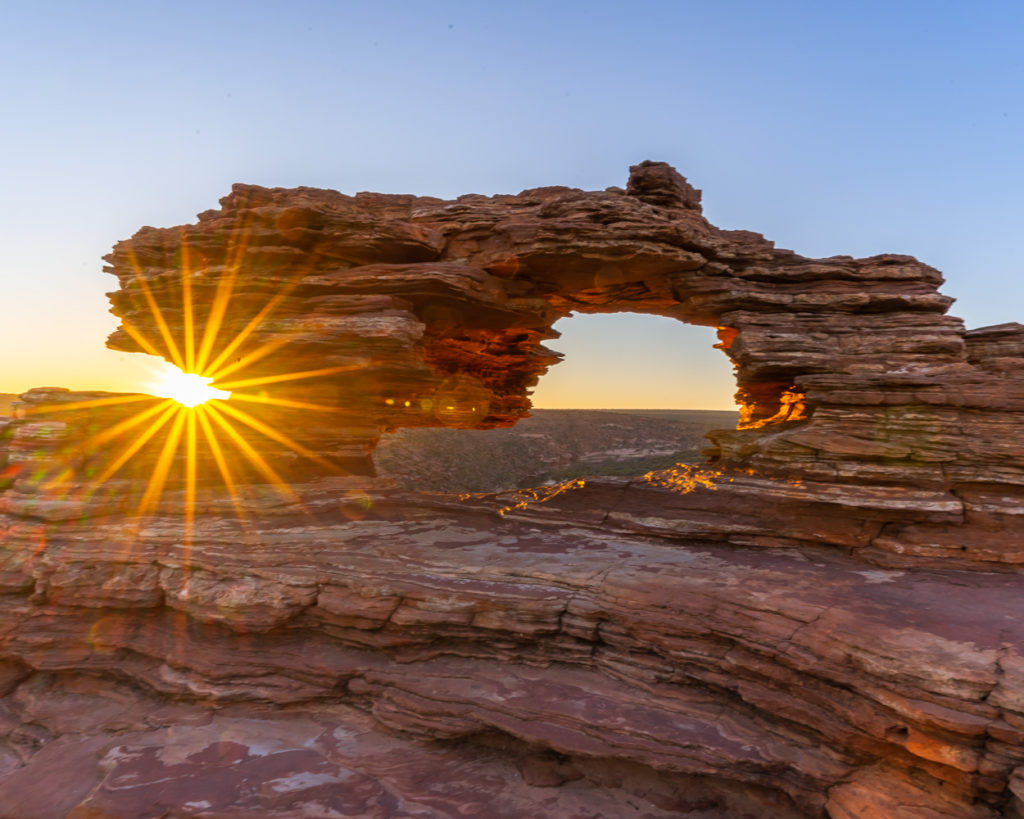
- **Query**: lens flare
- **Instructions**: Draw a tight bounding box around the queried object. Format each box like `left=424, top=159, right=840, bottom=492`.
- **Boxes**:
left=149, top=364, right=231, bottom=408
left=25, top=207, right=354, bottom=556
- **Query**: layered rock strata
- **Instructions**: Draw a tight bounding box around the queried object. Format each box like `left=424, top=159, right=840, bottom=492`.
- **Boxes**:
left=1, top=465, right=1023, bottom=816
left=97, top=160, right=1024, bottom=569
left=1, top=163, right=1023, bottom=816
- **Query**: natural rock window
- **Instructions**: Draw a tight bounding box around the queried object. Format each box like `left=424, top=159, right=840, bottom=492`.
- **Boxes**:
left=374, top=313, right=738, bottom=492
left=4, top=164, right=1024, bottom=817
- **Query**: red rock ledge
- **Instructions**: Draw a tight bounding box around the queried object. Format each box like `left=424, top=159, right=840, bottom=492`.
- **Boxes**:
left=0, top=163, right=1023, bottom=817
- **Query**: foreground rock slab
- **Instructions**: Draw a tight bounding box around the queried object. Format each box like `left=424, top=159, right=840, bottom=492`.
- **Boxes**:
left=0, top=676, right=803, bottom=818
left=0, top=490, right=1021, bottom=816
left=2, top=163, right=1024, bottom=816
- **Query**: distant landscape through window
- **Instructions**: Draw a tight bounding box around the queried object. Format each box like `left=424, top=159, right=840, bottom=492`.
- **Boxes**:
left=374, top=313, right=739, bottom=493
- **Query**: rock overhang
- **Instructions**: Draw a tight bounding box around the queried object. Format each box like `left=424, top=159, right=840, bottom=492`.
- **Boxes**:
left=2, top=162, right=1022, bottom=571
left=2, top=163, right=1024, bottom=815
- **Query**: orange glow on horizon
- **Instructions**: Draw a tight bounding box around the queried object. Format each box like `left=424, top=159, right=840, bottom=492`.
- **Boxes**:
left=16, top=211, right=354, bottom=568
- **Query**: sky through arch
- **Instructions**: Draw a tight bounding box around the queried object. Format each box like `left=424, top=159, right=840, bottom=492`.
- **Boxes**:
left=530, top=314, right=737, bottom=411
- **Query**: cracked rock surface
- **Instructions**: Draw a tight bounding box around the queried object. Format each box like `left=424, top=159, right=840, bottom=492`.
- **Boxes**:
left=1, top=163, right=1023, bottom=816
left=0, top=493, right=1022, bottom=816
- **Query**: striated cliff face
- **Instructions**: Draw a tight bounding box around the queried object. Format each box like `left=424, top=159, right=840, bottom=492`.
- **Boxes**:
left=1, top=163, right=1024, bottom=817
left=93, top=159, right=1024, bottom=569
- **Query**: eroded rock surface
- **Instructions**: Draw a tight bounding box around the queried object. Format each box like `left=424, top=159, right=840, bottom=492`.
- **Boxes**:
left=1, top=163, right=1024, bottom=816
left=93, top=160, right=1024, bottom=568
left=0, top=486, right=1022, bottom=816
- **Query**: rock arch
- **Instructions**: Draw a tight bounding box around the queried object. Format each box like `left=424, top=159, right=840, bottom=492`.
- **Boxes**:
left=92, top=160, right=1024, bottom=568
left=2, top=163, right=1024, bottom=816
left=102, top=162, right=953, bottom=457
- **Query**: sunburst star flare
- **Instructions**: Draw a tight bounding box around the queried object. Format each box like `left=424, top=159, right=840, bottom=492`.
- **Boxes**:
left=148, top=364, right=231, bottom=408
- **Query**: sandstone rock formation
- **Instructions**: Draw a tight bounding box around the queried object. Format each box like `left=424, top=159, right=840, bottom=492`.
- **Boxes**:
left=1, top=163, right=1023, bottom=816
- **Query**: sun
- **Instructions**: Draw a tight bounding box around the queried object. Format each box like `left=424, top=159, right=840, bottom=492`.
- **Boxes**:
left=149, top=364, right=231, bottom=408
left=21, top=214, right=364, bottom=537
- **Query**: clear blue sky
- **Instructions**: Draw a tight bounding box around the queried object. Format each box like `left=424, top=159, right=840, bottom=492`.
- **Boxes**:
left=2, top=1, right=1022, bottom=408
